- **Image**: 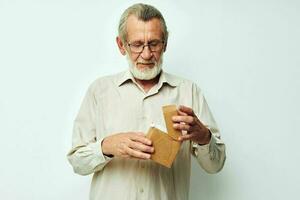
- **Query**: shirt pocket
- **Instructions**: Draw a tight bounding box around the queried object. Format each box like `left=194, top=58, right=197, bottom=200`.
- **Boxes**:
left=97, top=93, right=141, bottom=137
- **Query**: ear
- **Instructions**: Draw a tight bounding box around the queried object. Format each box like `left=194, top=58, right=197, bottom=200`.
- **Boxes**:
left=163, top=42, right=167, bottom=52
left=116, top=36, right=127, bottom=55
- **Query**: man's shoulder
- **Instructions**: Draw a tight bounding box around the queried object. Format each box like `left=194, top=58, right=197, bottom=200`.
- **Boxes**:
left=88, top=71, right=125, bottom=92
left=93, top=71, right=125, bottom=84
left=163, top=71, right=199, bottom=88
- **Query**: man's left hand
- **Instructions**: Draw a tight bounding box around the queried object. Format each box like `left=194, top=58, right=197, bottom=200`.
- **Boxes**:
left=172, top=105, right=211, bottom=145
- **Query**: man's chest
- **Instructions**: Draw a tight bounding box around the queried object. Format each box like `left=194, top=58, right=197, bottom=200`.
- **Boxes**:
left=94, top=85, right=192, bottom=137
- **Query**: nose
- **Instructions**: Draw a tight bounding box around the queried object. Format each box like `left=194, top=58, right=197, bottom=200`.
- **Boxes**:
left=140, top=45, right=153, bottom=60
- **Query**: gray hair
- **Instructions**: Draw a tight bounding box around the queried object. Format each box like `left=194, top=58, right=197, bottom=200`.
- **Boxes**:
left=118, top=3, right=169, bottom=44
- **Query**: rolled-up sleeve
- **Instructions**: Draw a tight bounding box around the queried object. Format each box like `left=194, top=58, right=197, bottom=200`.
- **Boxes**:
left=191, top=83, right=226, bottom=174
left=67, top=85, right=112, bottom=176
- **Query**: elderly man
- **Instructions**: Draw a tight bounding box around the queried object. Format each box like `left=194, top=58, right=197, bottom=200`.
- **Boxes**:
left=67, top=3, right=226, bottom=200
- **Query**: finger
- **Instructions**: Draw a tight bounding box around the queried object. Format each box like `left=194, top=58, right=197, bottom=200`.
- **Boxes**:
left=124, top=146, right=151, bottom=159
left=172, top=115, right=195, bottom=125
left=131, top=134, right=152, bottom=145
left=177, top=109, right=188, bottom=116
left=178, top=133, right=197, bottom=141
left=179, top=105, right=195, bottom=116
left=173, top=123, right=191, bottom=131
left=129, top=141, right=154, bottom=153
left=135, top=132, right=146, bottom=136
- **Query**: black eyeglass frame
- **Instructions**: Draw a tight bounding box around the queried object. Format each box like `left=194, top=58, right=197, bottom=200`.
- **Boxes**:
left=126, top=40, right=165, bottom=53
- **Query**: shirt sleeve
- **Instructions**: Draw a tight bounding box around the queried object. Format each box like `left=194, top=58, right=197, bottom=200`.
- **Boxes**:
left=67, top=84, right=112, bottom=176
left=190, top=83, right=226, bottom=174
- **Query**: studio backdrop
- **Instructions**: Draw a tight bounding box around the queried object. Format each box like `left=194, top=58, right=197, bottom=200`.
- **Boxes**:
left=0, top=0, right=299, bottom=199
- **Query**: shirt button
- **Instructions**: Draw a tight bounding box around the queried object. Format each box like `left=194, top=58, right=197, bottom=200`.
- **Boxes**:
left=139, top=188, right=144, bottom=193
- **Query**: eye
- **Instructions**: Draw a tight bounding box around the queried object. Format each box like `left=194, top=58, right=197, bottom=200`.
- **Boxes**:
left=130, top=42, right=143, bottom=47
left=149, top=42, right=159, bottom=47
left=149, top=40, right=162, bottom=47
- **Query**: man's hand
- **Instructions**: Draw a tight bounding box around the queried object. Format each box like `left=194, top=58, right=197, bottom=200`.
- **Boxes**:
left=101, top=132, right=154, bottom=159
left=172, top=105, right=211, bottom=145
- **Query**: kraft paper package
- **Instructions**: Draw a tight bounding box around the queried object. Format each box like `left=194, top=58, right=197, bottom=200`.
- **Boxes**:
left=146, top=105, right=182, bottom=168
left=162, top=105, right=182, bottom=140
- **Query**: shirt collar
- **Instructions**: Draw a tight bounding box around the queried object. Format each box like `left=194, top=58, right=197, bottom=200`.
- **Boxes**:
left=117, top=69, right=180, bottom=88
left=117, top=69, right=135, bottom=86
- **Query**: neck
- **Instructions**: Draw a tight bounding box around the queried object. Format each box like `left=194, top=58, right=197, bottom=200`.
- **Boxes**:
left=135, top=75, right=160, bottom=93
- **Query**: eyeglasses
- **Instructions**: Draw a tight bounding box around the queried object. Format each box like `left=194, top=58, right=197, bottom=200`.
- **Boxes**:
left=126, top=40, right=164, bottom=53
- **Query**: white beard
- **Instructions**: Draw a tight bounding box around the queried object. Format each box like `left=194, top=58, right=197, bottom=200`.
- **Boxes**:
left=126, top=54, right=163, bottom=80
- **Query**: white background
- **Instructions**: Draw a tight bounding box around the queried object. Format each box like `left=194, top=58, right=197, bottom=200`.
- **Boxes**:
left=0, top=0, right=299, bottom=199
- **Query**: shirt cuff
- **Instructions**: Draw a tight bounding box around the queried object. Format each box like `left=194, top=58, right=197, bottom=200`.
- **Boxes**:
left=192, top=133, right=216, bottom=157
left=90, top=137, right=113, bottom=163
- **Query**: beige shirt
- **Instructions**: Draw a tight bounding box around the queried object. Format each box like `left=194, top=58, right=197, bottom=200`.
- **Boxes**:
left=67, top=70, right=226, bottom=200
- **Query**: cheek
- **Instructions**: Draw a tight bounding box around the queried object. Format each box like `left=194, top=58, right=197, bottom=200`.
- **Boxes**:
left=153, top=53, right=163, bottom=62
left=130, top=54, right=139, bottom=62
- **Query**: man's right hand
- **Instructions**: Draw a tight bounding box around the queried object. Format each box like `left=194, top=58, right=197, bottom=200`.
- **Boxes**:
left=101, top=132, right=154, bottom=159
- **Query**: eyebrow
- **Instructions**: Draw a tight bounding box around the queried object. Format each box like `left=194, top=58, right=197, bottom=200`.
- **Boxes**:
left=129, top=39, right=162, bottom=44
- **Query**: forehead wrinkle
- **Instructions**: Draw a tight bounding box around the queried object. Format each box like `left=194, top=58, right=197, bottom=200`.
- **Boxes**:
left=144, top=19, right=162, bottom=41
left=126, top=16, right=163, bottom=43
